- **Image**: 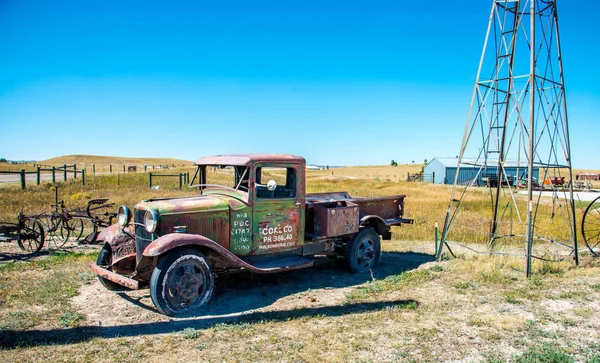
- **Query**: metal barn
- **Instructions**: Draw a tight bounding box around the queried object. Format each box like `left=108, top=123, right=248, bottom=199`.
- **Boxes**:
left=424, top=157, right=539, bottom=185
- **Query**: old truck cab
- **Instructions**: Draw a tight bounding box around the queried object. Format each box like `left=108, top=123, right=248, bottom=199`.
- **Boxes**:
left=90, top=154, right=412, bottom=316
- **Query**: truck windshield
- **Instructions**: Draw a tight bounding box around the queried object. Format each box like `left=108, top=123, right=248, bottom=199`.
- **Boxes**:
left=191, top=165, right=249, bottom=193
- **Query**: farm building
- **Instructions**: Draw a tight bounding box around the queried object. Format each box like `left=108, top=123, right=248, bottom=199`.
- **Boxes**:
left=424, top=157, right=539, bottom=185
left=576, top=173, right=600, bottom=181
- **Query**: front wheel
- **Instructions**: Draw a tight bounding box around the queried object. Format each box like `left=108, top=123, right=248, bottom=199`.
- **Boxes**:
left=150, top=249, right=215, bottom=316
left=345, top=228, right=381, bottom=273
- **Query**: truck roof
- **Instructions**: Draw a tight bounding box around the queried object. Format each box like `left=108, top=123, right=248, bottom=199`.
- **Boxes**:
left=195, top=154, right=306, bottom=167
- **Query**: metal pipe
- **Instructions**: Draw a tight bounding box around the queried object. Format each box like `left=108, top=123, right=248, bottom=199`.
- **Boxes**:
left=525, top=0, right=536, bottom=278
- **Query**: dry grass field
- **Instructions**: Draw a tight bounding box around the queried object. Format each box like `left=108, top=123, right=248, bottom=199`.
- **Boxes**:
left=0, top=158, right=599, bottom=362
left=0, top=155, right=193, bottom=173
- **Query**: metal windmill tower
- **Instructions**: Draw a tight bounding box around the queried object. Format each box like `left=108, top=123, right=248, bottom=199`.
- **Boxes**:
left=436, top=0, right=577, bottom=276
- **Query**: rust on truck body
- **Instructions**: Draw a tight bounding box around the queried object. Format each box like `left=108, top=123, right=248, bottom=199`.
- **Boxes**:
left=142, top=233, right=314, bottom=273
left=90, top=154, right=413, bottom=315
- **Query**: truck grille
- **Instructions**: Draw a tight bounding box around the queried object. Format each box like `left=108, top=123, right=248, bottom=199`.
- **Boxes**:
left=135, top=209, right=153, bottom=263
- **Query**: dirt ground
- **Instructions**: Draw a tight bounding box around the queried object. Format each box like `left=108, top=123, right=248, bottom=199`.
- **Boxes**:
left=70, top=244, right=435, bottom=337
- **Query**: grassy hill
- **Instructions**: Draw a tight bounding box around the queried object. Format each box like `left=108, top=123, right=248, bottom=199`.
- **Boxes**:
left=41, top=154, right=193, bottom=167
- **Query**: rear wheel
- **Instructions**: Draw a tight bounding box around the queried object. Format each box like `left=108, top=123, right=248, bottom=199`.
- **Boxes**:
left=345, top=228, right=381, bottom=273
left=150, top=249, right=215, bottom=316
left=42, top=216, right=70, bottom=250
left=66, top=218, right=84, bottom=241
left=17, top=217, right=45, bottom=253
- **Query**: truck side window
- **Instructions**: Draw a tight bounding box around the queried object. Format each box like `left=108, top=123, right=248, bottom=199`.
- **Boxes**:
left=256, top=167, right=296, bottom=198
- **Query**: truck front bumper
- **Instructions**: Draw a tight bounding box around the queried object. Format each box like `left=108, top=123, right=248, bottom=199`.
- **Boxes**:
left=89, top=262, right=140, bottom=290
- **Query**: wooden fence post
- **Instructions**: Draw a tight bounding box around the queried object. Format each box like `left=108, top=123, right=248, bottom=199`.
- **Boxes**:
left=118, top=173, right=120, bottom=186
left=149, top=173, right=153, bottom=188
left=82, top=169, right=85, bottom=186
left=92, top=164, right=95, bottom=176
left=432, top=172, right=435, bottom=184
left=109, top=165, right=112, bottom=174
left=63, top=164, right=67, bottom=181
left=179, top=173, right=183, bottom=190
left=73, top=164, right=77, bottom=179
left=37, top=167, right=41, bottom=185
left=20, top=169, right=26, bottom=190
left=52, top=167, right=56, bottom=184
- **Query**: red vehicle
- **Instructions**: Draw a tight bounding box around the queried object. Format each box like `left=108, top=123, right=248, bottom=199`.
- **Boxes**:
left=90, top=154, right=413, bottom=316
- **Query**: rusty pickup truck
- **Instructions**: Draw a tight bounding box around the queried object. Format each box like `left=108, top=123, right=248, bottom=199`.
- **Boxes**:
left=90, top=154, right=413, bottom=316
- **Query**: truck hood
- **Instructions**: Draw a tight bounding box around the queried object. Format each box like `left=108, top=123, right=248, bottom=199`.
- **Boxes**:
left=135, top=192, right=247, bottom=214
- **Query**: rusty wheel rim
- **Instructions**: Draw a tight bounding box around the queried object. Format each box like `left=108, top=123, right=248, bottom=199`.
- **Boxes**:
left=166, top=260, right=206, bottom=308
left=356, top=238, right=375, bottom=269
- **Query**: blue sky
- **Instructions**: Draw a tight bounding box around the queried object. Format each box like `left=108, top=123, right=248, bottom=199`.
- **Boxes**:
left=1, top=1, right=599, bottom=168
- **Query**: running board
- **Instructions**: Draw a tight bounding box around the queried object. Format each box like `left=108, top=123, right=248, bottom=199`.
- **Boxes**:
left=248, top=256, right=314, bottom=272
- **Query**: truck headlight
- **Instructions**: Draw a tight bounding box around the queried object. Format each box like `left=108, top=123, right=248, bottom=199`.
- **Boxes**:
left=117, top=205, right=132, bottom=227
left=144, top=210, right=159, bottom=233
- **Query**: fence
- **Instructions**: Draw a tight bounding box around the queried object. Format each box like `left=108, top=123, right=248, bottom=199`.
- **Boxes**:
left=149, top=172, right=190, bottom=190
left=407, top=172, right=435, bottom=183
left=0, top=164, right=86, bottom=189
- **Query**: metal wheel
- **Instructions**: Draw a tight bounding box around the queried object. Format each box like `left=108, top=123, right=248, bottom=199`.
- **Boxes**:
left=66, top=218, right=84, bottom=241
left=150, top=249, right=215, bottom=316
left=17, top=217, right=45, bottom=253
left=582, top=196, right=600, bottom=256
left=345, top=228, right=381, bottom=273
left=42, top=215, right=70, bottom=250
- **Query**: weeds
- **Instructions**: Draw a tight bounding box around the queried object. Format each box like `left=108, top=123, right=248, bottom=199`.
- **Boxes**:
left=59, top=311, right=83, bottom=327
left=181, top=328, right=203, bottom=340
left=514, top=343, right=574, bottom=363
left=344, top=269, right=437, bottom=303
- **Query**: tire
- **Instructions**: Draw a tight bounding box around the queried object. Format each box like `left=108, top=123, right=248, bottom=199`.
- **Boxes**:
left=150, top=249, right=215, bottom=316
left=96, top=245, right=126, bottom=291
left=17, top=217, right=45, bottom=253
left=345, top=228, right=381, bottom=273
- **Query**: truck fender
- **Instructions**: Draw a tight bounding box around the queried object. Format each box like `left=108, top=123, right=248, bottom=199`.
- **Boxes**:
left=97, top=224, right=136, bottom=268
left=97, top=223, right=134, bottom=245
left=140, top=233, right=270, bottom=274
left=359, top=215, right=391, bottom=240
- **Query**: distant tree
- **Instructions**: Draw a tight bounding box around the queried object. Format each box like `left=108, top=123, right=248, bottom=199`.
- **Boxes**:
left=0, top=158, right=6, bottom=163
left=423, top=159, right=428, bottom=165
left=412, top=160, right=415, bottom=164
left=390, top=160, right=398, bottom=167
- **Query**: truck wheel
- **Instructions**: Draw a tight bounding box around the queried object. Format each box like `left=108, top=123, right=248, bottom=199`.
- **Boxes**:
left=345, top=228, right=381, bottom=273
left=96, top=245, right=127, bottom=291
left=150, top=249, right=215, bottom=316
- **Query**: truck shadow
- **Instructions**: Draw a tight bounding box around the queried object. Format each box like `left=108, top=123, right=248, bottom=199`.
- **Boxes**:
left=0, top=251, right=434, bottom=348
left=115, top=251, right=434, bottom=317
left=202, top=251, right=434, bottom=316
left=0, top=298, right=418, bottom=348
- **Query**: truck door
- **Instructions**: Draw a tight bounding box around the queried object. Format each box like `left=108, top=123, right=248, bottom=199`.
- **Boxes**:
left=252, top=164, right=303, bottom=255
